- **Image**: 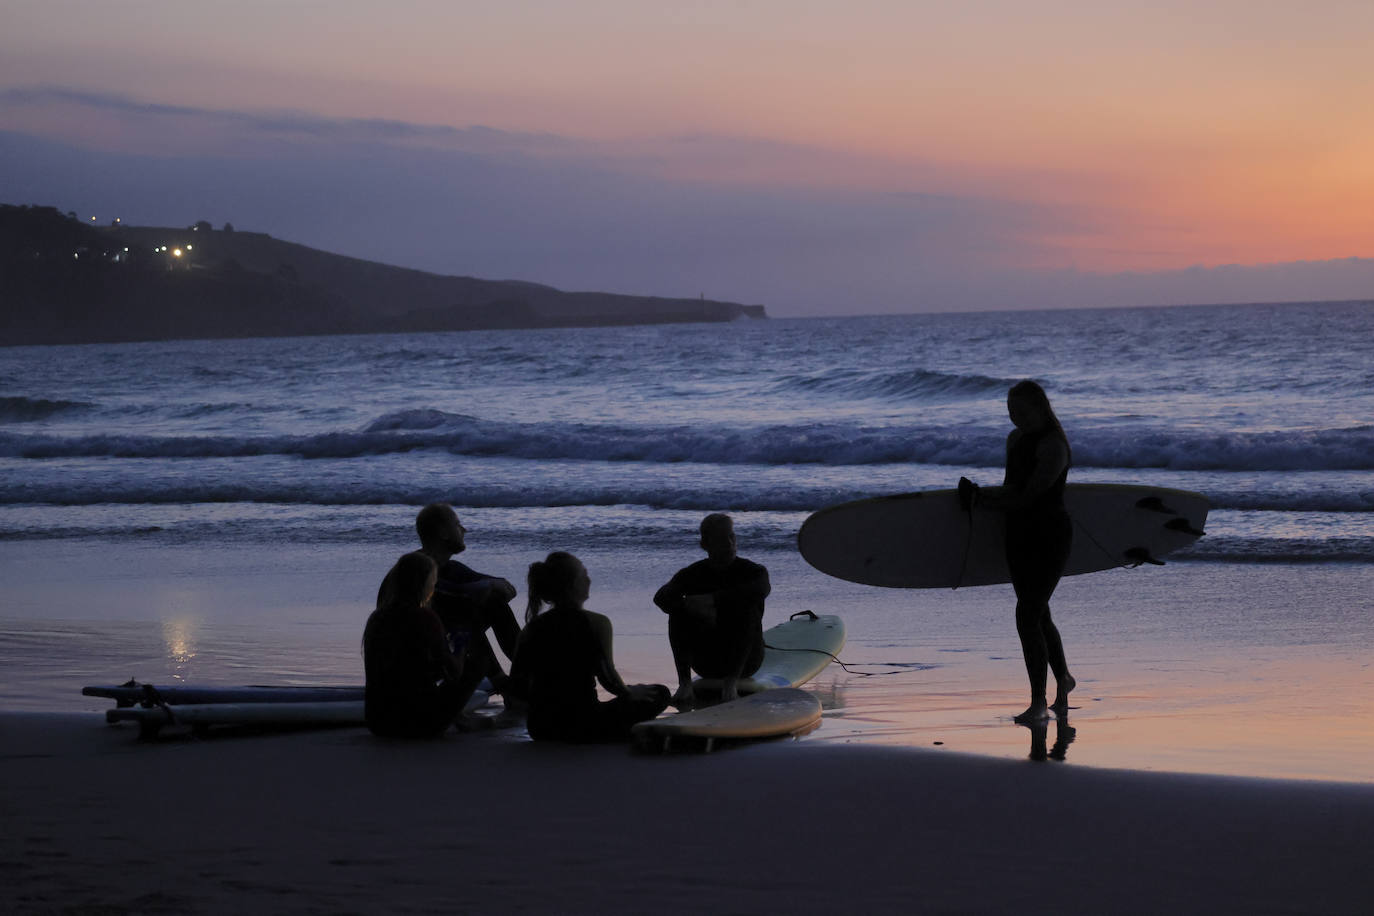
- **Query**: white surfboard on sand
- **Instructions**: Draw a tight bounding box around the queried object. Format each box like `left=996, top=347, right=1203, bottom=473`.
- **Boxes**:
left=83, top=683, right=366, bottom=707
left=106, top=699, right=367, bottom=733
left=632, top=612, right=844, bottom=752
left=693, top=611, right=846, bottom=694
left=84, top=679, right=492, bottom=709
left=93, top=680, right=493, bottom=738
left=799, top=483, right=1208, bottom=589
left=103, top=691, right=492, bottom=738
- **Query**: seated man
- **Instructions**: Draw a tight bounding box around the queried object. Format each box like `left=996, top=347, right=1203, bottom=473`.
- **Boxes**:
left=653, top=513, right=770, bottom=709
left=406, top=503, right=523, bottom=703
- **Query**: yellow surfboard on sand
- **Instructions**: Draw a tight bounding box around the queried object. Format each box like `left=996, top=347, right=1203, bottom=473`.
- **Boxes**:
left=632, top=612, right=844, bottom=752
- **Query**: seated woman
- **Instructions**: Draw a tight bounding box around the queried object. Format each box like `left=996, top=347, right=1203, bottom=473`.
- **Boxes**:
left=363, top=551, right=485, bottom=738
left=509, top=552, right=669, bottom=743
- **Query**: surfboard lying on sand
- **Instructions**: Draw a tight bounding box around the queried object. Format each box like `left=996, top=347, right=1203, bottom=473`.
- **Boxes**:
left=83, top=683, right=366, bottom=708
left=632, top=611, right=844, bottom=752
left=799, top=483, right=1208, bottom=589
left=84, top=678, right=492, bottom=708
left=693, top=611, right=845, bottom=694
left=102, top=692, right=492, bottom=738
left=106, top=700, right=367, bottom=733
left=632, top=688, right=822, bottom=752
left=88, top=680, right=491, bottom=738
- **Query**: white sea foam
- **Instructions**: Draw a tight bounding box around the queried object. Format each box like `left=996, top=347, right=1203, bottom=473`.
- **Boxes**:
left=1, top=301, right=1371, bottom=558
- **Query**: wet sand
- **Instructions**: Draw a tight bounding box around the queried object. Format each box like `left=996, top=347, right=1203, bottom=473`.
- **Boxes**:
left=3, top=712, right=1372, bottom=915
left=6, top=538, right=1372, bottom=784
left=4, top=538, right=1374, bottom=912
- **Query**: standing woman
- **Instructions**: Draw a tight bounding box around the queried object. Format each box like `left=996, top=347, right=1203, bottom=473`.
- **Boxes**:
left=977, top=380, right=1076, bottom=722
left=363, top=551, right=482, bottom=737
left=509, top=552, right=669, bottom=742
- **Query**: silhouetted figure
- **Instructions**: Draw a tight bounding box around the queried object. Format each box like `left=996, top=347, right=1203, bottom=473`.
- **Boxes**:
left=509, top=552, right=669, bottom=743
left=405, top=503, right=523, bottom=706
left=653, top=514, right=770, bottom=709
left=970, top=381, right=1076, bottom=723
left=363, top=552, right=485, bottom=738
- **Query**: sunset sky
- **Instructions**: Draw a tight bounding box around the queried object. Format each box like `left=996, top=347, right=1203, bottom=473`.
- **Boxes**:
left=3, top=1, right=1371, bottom=314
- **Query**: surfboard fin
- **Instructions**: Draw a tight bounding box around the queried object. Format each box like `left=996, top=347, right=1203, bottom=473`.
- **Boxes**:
left=957, top=476, right=979, bottom=512
left=1136, top=496, right=1178, bottom=515
left=1164, top=517, right=1205, bottom=537
left=1123, top=547, right=1165, bottom=567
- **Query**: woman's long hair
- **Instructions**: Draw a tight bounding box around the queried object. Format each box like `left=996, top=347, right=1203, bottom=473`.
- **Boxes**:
left=376, top=551, right=437, bottom=614
left=1009, top=379, right=1072, bottom=465
left=525, top=551, right=583, bottom=623
left=363, top=551, right=437, bottom=655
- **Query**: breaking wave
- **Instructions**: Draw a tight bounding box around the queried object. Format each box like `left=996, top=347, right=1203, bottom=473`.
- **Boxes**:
left=0, top=396, right=92, bottom=423
left=3, top=413, right=1374, bottom=472
left=767, top=368, right=1013, bottom=401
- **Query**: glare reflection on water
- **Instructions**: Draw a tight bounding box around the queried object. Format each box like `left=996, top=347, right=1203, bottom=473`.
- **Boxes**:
left=160, top=616, right=198, bottom=682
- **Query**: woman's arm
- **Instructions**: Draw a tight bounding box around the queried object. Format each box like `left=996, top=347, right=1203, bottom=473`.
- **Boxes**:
left=422, top=610, right=465, bottom=683
left=587, top=611, right=633, bottom=698
left=980, top=434, right=1069, bottom=511
left=505, top=628, right=532, bottom=701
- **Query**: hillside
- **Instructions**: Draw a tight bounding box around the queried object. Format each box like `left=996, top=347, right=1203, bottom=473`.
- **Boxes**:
left=0, top=205, right=766, bottom=346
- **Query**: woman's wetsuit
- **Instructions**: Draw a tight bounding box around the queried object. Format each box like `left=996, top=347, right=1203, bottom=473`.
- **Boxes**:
left=1003, top=428, right=1072, bottom=699
left=512, top=606, right=668, bottom=743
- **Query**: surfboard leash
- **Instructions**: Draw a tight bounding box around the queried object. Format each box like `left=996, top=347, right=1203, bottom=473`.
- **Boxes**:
left=1072, top=516, right=1167, bottom=569
left=139, top=683, right=178, bottom=725
left=767, top=611, right=916, bottom=677
left=954, top=477, right=978, bottom=590
left=760, top=642, right=904, bottom=677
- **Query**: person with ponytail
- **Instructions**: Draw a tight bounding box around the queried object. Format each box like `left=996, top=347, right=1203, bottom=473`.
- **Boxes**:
left=968, top=380, right=1077, bottom=723
left=508, top=552, right=669, bottom=742
left=363, top=551, right=486, bottom=738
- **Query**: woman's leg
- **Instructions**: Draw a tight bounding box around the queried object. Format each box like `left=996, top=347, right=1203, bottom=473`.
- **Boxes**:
left=1014, top=594, right=1050, bottom=711
left=533, top=687, right=670, bottom=743
left=1008, top=514, right=1072, bottom=721
left=1041, top=606, right=1075, bottom=710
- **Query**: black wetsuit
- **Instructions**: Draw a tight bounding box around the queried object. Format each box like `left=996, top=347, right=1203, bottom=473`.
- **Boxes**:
left=656, top=557, right=769, bottom=679
left=362, top=605, right=466, bottom=738
left=511, top=606, right=667, bottom=743
left=1003, top=428, right=1072, bottom=697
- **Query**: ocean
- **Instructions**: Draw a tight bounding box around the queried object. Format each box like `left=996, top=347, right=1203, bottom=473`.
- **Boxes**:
left=3, top=300, right=1372, bottom=780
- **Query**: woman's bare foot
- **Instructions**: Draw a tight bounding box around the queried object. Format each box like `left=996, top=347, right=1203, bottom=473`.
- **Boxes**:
left=1051, top=674, right=1077, bottom=712
left=1013, top=699, right=1049, bottom=723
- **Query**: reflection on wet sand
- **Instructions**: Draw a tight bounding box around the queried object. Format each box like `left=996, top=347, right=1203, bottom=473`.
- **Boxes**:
left=1022, top=711, right=1077, bottom=762
left=803, top=648, right=1374, bottom=784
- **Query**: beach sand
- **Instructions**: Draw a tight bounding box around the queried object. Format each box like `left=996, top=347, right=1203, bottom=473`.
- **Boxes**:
left=4, top=536, right=1374, bottom=913
left=7, top=538, right=1373, bottom=784
left=3, top=711, right=1372, bottom=915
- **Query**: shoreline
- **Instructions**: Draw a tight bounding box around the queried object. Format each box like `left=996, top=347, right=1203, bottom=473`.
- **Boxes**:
left=4, top=711, right=1372, bottom=915
left=5, top=539, right=1374, bottom=785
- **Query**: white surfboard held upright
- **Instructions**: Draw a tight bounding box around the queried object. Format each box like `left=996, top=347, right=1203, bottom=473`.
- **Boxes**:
left=798, top=483, right=1208, bottom=589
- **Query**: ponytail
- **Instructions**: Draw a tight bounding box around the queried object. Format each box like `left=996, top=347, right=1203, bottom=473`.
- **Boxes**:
left=525, top=560, right=549, bottom=623
left=525, top=551, right=585, bottom=623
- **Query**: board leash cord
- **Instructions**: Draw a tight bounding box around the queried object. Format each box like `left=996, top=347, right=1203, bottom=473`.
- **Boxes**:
left=955, top=476, right=979, bottom=589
